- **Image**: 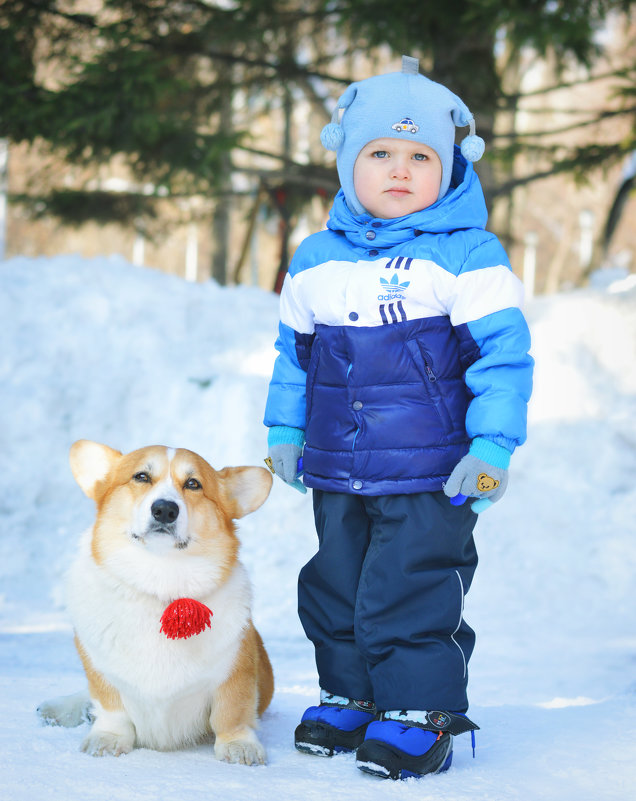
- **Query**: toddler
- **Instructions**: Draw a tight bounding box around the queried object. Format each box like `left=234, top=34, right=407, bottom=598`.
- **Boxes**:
left=264, top=55, right=533, bottom=780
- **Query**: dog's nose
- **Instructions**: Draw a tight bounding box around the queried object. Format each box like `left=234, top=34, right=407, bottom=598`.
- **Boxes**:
left=151, top=499, right=180, bottom=525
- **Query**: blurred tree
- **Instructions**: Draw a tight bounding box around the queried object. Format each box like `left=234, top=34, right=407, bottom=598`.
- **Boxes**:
left=333, top=0, right=635, bottom=200
left=0, top=0, right=343, bottom=281
left=0, top=0, right=633, bottom=283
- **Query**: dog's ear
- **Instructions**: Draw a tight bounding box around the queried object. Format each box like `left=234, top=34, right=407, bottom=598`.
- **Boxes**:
left=69, top=440, right=122, bottom=500
left=217, top=466, right=273, bottom=520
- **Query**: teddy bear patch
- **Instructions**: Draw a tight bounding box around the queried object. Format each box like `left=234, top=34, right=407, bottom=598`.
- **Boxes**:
left=477, top=472, right=500, bottom=492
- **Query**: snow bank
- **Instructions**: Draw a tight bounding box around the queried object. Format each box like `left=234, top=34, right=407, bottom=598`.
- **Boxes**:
left=1, top=254, right=634, bottom=800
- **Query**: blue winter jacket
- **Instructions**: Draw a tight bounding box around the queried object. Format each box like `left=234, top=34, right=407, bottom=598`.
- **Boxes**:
left=264, top=150, right=533, bottom=495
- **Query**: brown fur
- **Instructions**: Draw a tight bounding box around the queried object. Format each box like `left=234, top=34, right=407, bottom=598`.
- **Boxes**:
left=75, top=636, right=124, bottom=713
left=210, top=622, right=275, bottom=748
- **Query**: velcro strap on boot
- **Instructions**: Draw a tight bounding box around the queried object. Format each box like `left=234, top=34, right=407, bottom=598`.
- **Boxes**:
left=319, top=692, right=377, bottom=715
left=382, top=709, right=479, bottom=735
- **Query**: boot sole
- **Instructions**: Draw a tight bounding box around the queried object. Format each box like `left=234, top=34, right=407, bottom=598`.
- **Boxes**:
left=294, top=719, right=370, bottom=757
left=356, top=732, right=453, bottom=779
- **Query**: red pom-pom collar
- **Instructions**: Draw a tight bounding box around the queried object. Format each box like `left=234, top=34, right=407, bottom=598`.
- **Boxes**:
left=160, top=598, right=213, bottom=640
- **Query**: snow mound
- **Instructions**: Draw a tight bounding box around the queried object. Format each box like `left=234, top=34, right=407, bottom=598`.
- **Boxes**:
left=1, top=254, right=635, bottom=800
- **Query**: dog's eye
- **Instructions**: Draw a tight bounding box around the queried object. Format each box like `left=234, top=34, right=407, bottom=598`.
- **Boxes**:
left=133, top=472, right=151, bottom=483
left=184, top=477, right=202, bottom=491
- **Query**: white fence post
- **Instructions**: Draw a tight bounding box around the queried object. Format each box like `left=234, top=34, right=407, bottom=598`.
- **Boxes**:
left=185, top=222, right=198, bottom=282
left=523, top=231, right=537, bottom=300
left=578, top=209, right=594, bottom=271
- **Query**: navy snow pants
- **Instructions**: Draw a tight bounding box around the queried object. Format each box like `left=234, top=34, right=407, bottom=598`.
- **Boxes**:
left=298, top=490, right=478, bottom=712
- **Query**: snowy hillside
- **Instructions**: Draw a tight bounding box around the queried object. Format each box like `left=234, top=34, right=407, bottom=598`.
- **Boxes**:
left=1, top=254, right=635, bottom=801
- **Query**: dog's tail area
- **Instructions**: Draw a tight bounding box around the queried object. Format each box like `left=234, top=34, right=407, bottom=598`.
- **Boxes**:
left=37, top=689, right=92, bottom=728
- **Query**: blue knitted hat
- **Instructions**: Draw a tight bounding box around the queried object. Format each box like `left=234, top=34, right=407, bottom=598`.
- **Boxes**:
left=321, top=56, right=485, bottom=216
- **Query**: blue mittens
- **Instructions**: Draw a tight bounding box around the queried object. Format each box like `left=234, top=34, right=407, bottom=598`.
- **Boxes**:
left=266, top=426, right=307, bottom=494
left=267, top=430, right=513, bottom=508
left=444, top=438, right=511, bottom=513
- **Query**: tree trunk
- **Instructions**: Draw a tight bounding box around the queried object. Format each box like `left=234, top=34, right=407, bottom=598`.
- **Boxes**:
left=0, top=139, right=8, bottom=261
left=429, top=27, right=499, bottom=210
left=211, top=66, right=233, bottom=285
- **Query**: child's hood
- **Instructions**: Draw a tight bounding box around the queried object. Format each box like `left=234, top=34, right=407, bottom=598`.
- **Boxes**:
left=326, top=148, right=488, bottom=248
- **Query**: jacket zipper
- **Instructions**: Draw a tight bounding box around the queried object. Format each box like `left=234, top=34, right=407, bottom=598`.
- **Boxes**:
left=423, top=354, right=437, bottom=382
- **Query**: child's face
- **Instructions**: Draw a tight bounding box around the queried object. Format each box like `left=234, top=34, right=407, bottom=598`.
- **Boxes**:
left=353, top=138, right=442, bottom=219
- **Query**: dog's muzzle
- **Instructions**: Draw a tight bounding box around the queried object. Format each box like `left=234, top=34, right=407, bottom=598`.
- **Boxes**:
left=133, top=498, right=189, bottom=548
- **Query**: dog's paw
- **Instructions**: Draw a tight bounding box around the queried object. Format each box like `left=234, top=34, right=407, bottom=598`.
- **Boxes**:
left=37, top=691, right=91, bottom=728
left=215, top=730, right=266, bottom=765
left=81, top=728, right=135, bottom=757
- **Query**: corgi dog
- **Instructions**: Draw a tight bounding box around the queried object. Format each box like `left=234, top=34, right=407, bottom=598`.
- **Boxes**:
left=38, top=440, right=274, bottom=765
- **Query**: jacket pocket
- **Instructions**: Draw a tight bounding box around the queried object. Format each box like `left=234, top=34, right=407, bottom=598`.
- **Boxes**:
left=405, top=339, right=455, bottom=434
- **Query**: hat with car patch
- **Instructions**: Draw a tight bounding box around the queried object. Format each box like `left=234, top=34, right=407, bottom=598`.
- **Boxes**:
left=321, top=55, right=485, bottom=216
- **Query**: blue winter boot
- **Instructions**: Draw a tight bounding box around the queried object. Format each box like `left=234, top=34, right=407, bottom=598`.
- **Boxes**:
left=294, top=691, right=378, bottom=757
left=356, top=710, right=478, bottom=780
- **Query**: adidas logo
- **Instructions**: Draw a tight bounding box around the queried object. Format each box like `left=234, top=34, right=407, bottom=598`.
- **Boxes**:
left=378, top=273, right=410, bottom=301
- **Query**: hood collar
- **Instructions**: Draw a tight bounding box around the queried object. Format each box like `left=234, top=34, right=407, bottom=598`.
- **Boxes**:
left=326, top=149, right=488, bottom=248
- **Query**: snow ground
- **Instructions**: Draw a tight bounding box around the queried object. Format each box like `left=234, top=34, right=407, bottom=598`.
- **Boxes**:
left=1, top=254, right=635, bottom=800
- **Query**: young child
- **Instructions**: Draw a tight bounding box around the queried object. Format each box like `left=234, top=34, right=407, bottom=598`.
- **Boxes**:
left=263, top=56, right=533, bottom=780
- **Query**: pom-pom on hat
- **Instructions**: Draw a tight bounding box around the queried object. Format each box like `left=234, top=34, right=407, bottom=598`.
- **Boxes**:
left=321, top=55, right=485, bottom=216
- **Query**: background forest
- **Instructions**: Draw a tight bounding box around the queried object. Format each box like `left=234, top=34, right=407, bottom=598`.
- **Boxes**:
left=1, top=0, right=635, bottom=291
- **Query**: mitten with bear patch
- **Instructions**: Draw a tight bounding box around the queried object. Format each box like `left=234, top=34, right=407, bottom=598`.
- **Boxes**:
left=444, top=438, right=510, bottom=513
left=266, top=425, right=307, bottom=494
